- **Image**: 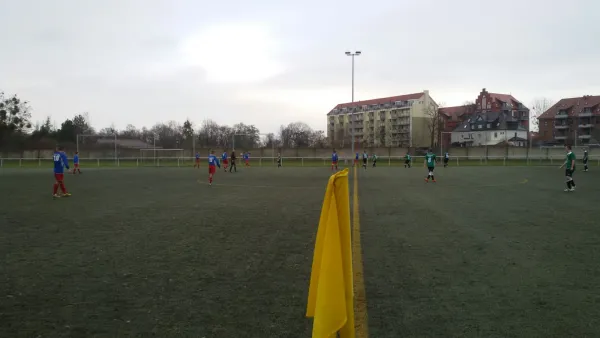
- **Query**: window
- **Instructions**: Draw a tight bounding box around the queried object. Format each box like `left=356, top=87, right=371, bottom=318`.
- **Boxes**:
left=478, top=125, right=482, bottom=129
left=494, top=132, right=498, bottom=138
left=487, top=123, right=491, bottom=128
left=544, top=121, right=547, bottom=126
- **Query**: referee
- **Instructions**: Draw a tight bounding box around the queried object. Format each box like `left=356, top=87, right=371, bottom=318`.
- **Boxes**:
left=229, top=151, right=237, bottom=172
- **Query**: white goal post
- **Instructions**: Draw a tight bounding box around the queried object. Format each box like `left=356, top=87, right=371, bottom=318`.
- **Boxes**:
left=139, top=148, right=184, bottom=166
left=232, top=133, right=276, bottom=165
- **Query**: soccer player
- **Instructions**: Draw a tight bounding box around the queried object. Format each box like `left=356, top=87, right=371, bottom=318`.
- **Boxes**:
left=424, top=149, right=437, bottom=182
left=354, top=153, right=359, bottom=167
left=331, top=150, right=339, bottom=171
left=53, top=146, right=71, bottom=198
left=372, top=153, right=377, bottom=167
left=583, top=149, right=589, bottom=172
left=194, top=152, right=201, bottom=168
left=559, top=145, right=576, bottom=192
left=222, top=150, right=229, bottom=172
left=244, top=152, right=250, bottom=167
left=208, top=150, right=221, bottom=186
left=229, top=151, right=237, bottom=173
left=404, top=153, right=412, bottom=168
left=362, top=150, right=368, bottom=170
left=72, top=151, right=82, bottom=174
left=443, top=152, right=450, bottom=167
left=277, top=152, right=282, bottom=168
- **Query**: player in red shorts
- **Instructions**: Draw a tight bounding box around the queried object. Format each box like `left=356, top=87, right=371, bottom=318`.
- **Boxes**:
left=53, top=146, right=71, bottom=198
left=72, top=151, right=82, bottom=174
left=331, top=149, right=339, bottom=171
left=208, top=150, right=221, bottom=185
left=194, top=152, right=201, bottom=168
left=221, top=150, right=229, bottom=172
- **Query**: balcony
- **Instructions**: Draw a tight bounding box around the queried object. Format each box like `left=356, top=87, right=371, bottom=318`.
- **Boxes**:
left=554, top=124, right=569, bottom=130
left=578, top=134, right=592, bottom=139
left=555, top=114, right=568, bottom=119
left=579, top=123, right=594, bottom=128
left=579, top=111, right=593, bottom=117
left=554, top=135, right=567, bottom=140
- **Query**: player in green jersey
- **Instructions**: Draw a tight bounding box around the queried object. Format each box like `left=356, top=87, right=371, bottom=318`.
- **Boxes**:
left=372, top=153, right=377, bottom=167
left=404, top=153, right=412, bottom=168
left=424, top=149, right=437, bottom=182
left=559, top=145, right=576, bottom=191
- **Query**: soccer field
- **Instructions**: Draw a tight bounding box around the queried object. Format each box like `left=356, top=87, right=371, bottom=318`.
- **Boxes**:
left=1, top=165, right=599, bottom=337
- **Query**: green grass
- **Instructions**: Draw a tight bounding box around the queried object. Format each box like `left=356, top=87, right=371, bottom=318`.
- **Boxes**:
left=1, top=165, right=599, bottom=337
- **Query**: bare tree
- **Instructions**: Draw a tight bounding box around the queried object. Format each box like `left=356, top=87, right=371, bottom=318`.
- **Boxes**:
left=530, top=98, right=555, bottom=132
left=425, top=103, right=444, bottom=148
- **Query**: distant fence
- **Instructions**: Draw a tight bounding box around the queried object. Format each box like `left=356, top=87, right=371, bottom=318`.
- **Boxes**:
left=1, top=155, right=598, bottom=169
left=1, top=146, right=596, bottom=162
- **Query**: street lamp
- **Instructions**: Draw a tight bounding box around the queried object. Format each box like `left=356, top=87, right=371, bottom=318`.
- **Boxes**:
left=346, top=50, right=361, bottom=156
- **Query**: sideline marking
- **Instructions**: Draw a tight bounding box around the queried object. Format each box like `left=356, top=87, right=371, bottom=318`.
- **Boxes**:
left=352, top=166, right=369, bottom=337
left=196, top=180, right=321, bottom=189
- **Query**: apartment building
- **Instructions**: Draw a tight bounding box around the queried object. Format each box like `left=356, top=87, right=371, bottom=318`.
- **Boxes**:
left=537, top=95, right=600, bottom=145
left=327, top=90, right=437, bottom=148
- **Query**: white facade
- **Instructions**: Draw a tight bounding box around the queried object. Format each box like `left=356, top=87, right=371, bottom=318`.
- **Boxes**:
left=451, top=130, right=528, bottom=146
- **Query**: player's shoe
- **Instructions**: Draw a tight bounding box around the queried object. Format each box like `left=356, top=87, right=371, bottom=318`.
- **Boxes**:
left=62, top=193, right=72, bottom=197
left=424, top=178, right=429, bottom=182
left=53, top=194, right=60, bottom=199
left=432, top=180, right=437, bottom=183
left=570, top=187, right=575, bottom=192
left=564, top=188, right=571, bottom=192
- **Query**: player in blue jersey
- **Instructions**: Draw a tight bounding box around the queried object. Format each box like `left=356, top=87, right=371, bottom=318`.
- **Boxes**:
left=244, top=152, right=250, bottom=167
left=72, top=151, right=82, bottom=174
left=53, top=146, right=71, bottom=198
left=221, top=151, right=229, bottom=172
left=354, top=153, right=359, bottom=167
left=194, top=152, right=201, bottom=168
left=208, top=150, right=221, bottom=185
left=331, top=150, right=339, bottom=171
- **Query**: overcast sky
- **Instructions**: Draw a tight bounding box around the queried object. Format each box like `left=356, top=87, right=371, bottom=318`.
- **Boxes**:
left=1, top=0, right=599, bottom=134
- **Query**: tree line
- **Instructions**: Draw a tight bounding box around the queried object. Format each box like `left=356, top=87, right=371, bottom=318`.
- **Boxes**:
left=0, top=91, right=328, bottom=152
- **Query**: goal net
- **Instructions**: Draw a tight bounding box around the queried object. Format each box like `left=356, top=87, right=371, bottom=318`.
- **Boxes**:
left=139, top=149, right=184, bottom=166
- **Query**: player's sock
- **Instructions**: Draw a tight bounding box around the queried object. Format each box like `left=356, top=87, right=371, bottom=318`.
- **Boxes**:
left=53, top=183, right=59, bottom=194
left=571, top=180, right=576, bottom=188
left=59, top=182, right=67, bottom=193
left=209, top=175, right=213, bottom=184
left=432, top=175, right=435, bottom=181
left=566, top=180, right=572, bottom=189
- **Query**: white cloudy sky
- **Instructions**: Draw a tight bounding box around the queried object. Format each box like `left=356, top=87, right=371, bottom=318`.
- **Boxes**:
left=1, top=0, right=599, bottom=134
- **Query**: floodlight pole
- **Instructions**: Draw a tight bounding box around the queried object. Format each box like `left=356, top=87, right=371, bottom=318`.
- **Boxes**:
left=346, top=50, right=361, bottom=156
left=153, top=134, right=157, bottom=165
left=114, top=133, right=117, bottom=165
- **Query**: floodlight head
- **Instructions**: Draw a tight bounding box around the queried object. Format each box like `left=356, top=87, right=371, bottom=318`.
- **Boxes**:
left=355, top=51, right=362, bottom=55
left=345, top=51, right=351, bottom=55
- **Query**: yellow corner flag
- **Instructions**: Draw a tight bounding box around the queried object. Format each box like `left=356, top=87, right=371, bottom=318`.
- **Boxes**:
left=306, top=168, right=355, bottom=338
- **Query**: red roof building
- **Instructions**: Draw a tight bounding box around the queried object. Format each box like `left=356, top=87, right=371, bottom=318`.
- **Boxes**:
left=537, top=95, right=600, bottom=145
left=438, top=88, right=529, bottom=149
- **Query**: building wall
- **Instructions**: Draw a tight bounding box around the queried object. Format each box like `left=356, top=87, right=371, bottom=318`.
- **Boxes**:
left=328, top=90, right=437, bottom=148
left=451, top=130, right=528, bottom=146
